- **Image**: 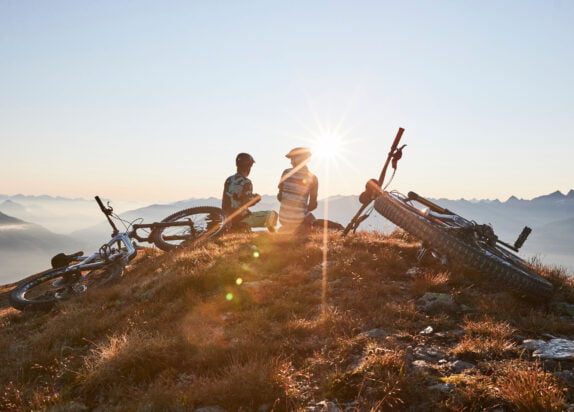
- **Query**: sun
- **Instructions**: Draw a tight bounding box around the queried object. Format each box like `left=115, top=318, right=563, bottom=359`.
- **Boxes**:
left=311, top=132, right=344, bottom=160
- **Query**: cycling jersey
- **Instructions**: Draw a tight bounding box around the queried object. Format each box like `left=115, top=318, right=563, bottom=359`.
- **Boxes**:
left=277, top=166, right=318, bottom=227
left=222, top=173, right=255, bottom=219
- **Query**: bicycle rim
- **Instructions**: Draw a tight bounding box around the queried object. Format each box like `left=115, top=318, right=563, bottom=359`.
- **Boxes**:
left=9, top=263, right=123, bottom=311
left=151, top=207, right=226, bottom=252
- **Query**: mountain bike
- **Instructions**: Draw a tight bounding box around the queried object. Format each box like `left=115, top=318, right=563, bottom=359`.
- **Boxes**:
left=9, top=196, right=227, bottom=311
left=150, top=199, right=344, bottom=251
left=343, top=128, right=554, bottom=300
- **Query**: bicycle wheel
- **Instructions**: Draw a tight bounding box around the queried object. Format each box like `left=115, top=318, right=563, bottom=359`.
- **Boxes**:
left=374, top=192, right=553, bottom=300
left=313, top=219, right=344, bottom=232
left=151, top=207, right=226, bottom=252
left=9, top=262, right=123, bottom=311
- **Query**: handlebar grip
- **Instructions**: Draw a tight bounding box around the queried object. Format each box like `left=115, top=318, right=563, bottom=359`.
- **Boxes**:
left=390, top=127, right=405, bottom=151
left=514, top=226, right=532, bottom=250
left=94, top=195, right=106, bottom=211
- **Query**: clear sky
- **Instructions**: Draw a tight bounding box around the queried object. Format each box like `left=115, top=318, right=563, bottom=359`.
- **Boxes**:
left=1, top=1, right=573, bottom=203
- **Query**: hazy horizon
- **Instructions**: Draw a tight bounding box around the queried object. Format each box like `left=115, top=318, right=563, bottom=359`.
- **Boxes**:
left=1, top=1, right=573, bottom=203
left=1, top=187, right=573, bottom=206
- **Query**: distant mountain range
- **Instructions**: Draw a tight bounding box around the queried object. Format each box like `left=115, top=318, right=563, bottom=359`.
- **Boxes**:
left=1, top=190, right=572, bottom=282
left=0, top=211, right=80, bottom=283
left=0, top=195, right=148, bottom=234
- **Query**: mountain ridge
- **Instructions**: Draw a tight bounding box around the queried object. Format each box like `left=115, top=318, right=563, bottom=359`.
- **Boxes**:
left=2, top=189, right=574, bottom=204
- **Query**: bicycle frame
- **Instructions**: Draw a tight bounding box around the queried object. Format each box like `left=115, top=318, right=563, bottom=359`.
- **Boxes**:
left=66, top=231, right=137, bottom=272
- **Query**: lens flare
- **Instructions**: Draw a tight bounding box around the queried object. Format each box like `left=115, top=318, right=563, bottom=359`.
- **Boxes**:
left=226, top=293, right=234, bottom=301
left=253, top=251, right=260, bottom=258
left=236, top=278, right=243, bottom=285
left=311, top=132, right=344, bottom=160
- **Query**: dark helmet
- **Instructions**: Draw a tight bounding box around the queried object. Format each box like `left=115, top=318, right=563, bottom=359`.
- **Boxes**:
left=285, top=147, right=312, bottom=159
left=236, top=153, right=255, bottom=167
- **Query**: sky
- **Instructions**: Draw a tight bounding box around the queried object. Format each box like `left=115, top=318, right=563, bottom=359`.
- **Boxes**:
left=1, top=0, right=573, bottom=203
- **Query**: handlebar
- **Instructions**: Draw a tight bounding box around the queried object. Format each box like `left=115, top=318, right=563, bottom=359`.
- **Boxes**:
left=94, top=195, right=119, bottom=236
left=342, top=127, right=406, bottom=236
left=390, top=127, right=405, bottom=153
left=95, top=195, right=112, bottom=215
left=377, top=127, right=405, bottom=186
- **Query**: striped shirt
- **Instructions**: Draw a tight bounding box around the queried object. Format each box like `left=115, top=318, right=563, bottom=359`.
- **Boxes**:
left=277, top=166, right=318, bottom=226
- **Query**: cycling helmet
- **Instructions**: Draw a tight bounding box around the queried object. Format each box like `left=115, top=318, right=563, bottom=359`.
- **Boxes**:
left=285, top=147, right=311, bottom=159
left=236, top=153, right=255, bottom=167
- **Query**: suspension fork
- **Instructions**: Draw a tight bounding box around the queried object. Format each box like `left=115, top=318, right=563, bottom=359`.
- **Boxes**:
left=343, top=127, right=406, bottom=236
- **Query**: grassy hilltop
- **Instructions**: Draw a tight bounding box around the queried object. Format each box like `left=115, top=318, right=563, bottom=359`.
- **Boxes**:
left=1, top=231, right=573, bottom=411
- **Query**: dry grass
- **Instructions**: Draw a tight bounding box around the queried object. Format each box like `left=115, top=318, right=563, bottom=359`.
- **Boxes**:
left=497, top=361, right=566, bottom=411
left=0, top=230, right=572, bottom=410
left=451, top=317, right=519, bottom=362
left=410, top=270, right=452, bottom=295
left=442, top=360, right=568, bottom=411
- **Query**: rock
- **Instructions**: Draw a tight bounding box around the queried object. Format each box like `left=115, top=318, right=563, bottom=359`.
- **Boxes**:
left=434, top=329, right=465, bottom=341
left=405, top=267, right=422, bottom=277
left=523, top=338, right=574, bottom=360
left=550, top=302, right=574, bottom=317
left=360, top=328, right=388, bottom=339
left=449, top=360, right=476, bottom=373
left=522, top=339, right=546, bottom=351
left=310, top=401, right=341, bottom=412
left=427, top=383, right=453, bottom=392
left=411, top=360, right=434, bottom=375
left=416, top=293, right=458, bottom=314
left=413, top=346, right=447, bottom=362
left=553, top=370, right=574, bottom=384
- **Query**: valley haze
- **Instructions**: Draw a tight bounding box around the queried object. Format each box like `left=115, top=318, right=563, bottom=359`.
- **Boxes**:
left=0, top=190, right=573, bottom=284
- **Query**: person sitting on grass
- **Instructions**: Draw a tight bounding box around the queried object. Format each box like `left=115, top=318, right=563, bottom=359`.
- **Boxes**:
left=222, top=153, right=277, bottom=232
left=277, top=147, right=318, bottom=234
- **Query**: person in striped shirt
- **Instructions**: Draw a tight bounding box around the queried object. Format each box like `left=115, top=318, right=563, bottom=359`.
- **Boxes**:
left=277, top=147, right=318, bottom=233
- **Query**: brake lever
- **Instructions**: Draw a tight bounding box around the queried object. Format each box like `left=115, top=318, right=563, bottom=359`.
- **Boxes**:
left=391, top=144, right=407, bottom=169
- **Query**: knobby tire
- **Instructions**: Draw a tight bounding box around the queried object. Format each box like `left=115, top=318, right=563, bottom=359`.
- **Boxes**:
left=374, top=192, right=553, bottom=300
left=151, top=206, right=226, bottom=252
left=9, top=262, right=123, bottom=311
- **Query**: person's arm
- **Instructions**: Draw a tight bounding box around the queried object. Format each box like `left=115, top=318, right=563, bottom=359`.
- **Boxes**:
left=277, top=169, right=288, bottom=202
left=222, top=177, right=231, bottom=215
left=243, top=179, right=261, bottom=205
left=307, top=175, right=319, bottom=212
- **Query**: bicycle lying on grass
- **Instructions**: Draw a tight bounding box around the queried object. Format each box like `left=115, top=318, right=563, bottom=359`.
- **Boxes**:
left=343, top=128, right=554, bottom=300
left=9, top=196, right=228, bottom=311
